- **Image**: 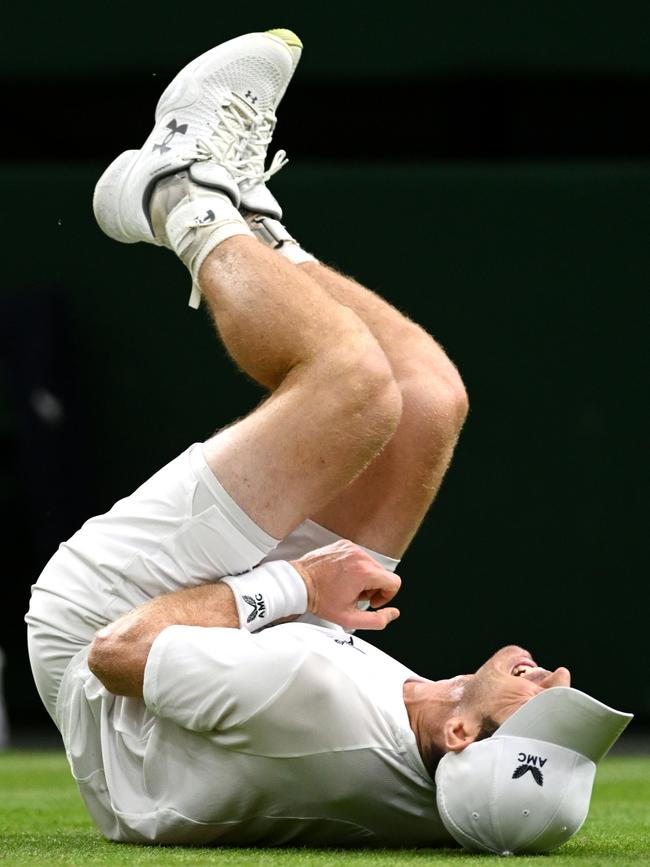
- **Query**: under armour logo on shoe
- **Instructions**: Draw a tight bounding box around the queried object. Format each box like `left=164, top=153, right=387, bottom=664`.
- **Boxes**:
left=194, top=209, right=215, bottom=225
left=512, top=764, right=544, bottom=786
left=153, top=119, right=188, bottom=154
left=244, top=90, right=258, bottom=104
left=243, top=593, right=266, bottom=623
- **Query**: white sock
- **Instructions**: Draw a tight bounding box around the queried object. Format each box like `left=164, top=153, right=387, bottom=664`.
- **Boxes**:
left=246, top=215, right=318, bottom=266
left=151, top=174, right=253, bottom=308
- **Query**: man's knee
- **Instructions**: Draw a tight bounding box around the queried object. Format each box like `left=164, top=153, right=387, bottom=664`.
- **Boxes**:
left=321, top=314, right=403, bottom=449
left=397, top=327, right=469, bottom=436
left=431, top=363, right=469, bottom=433
left=355, top=343, right=404, bottom=444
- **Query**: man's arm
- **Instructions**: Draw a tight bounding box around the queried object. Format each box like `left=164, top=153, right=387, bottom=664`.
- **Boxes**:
left=88, top=540, right=400, bottom=698
left=88, top=581, right=239, bottom=697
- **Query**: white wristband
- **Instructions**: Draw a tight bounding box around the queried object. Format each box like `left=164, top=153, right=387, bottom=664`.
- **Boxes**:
left=221, top=560, right=308, bottom=632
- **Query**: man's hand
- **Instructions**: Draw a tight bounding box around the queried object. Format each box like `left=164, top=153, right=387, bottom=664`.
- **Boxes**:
left=290, top=539, right=401, bottom=630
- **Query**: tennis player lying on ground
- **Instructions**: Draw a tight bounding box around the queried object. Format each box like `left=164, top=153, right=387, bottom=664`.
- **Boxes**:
left=26, top=30, right=631, bottom=855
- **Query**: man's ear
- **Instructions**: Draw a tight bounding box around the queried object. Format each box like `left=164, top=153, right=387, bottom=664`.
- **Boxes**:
left=443, top=716, right=480, bottom=752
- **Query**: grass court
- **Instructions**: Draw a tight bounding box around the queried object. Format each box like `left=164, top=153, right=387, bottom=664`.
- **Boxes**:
left=2, top=751, right=649, bottom=866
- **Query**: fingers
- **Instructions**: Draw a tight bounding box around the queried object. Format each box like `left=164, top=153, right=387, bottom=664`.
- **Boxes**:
left=368, top=585, right=399, bottom=608
left=293, top=541, right=403, bottom=632
left=343, top=606, right=400, bottom=631
left=364, top=572, right=401, bottom=609
left=355, top=555, right=400, bottom=586
left=349, top=563, right=401, bottom=624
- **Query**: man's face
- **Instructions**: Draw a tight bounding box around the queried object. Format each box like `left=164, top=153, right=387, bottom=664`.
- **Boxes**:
left=457, top=644, right=571, bottom=727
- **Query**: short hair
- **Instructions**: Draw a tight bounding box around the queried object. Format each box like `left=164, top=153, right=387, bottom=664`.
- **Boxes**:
left=422, top=715, right=499, bottom=781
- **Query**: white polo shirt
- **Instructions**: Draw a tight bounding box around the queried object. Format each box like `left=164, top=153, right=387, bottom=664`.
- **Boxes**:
left=57, top=621, right=453, bottom=847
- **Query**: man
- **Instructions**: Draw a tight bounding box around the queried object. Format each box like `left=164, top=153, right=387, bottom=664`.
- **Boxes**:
left=27, top=30, right=631, bottom=854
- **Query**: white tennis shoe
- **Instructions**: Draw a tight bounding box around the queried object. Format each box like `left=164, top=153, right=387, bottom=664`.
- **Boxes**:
left=93, top=29, right=301, bottom=246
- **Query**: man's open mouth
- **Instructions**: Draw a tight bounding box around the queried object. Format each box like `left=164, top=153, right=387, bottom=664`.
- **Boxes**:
left=511, top=658, right=537, bottom=677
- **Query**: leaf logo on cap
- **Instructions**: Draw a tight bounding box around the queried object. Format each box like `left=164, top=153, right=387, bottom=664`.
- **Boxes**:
left=512, top=764, right=544, bottom=787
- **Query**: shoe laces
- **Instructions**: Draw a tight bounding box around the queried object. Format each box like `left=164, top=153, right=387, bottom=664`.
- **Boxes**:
left=185, top=94, right=288, bottom=185
left=239, top=111, right=288, bottom=188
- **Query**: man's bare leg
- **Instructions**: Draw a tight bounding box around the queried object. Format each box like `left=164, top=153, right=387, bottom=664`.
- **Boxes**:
left=300, top=262, right=468, bottom=557
left=198, top=237, right=402, bottom=541
left=246, top=215, right=468, bottom=557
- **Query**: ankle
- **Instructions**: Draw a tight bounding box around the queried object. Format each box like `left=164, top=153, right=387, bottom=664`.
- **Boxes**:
left=151, top=173, right=253, bottom=308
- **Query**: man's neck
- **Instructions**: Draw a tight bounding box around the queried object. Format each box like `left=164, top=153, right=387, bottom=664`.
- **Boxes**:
left=403, top=676, right=469, bottom=766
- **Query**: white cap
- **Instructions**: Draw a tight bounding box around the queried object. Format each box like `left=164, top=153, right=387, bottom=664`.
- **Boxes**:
left=435, top=687, right=632, bottom=855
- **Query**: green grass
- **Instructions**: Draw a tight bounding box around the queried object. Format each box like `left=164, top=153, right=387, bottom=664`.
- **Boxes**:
left=1, top=751, right=649, bottom=865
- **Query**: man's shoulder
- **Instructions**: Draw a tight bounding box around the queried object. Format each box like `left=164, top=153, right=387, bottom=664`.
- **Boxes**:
left=260, top=623, right=417, bottom=704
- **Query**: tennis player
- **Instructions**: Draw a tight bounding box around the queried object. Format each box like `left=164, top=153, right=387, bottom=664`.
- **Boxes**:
left=26, top=30, right=631, bottom=854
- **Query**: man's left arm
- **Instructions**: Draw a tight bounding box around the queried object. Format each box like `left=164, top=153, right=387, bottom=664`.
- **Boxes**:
left=88, top=539, right=400, bottom=698
left=88, top=580, right=240, bottom=697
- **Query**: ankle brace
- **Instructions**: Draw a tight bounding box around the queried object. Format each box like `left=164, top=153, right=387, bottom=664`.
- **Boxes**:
left=248, top=215, right=317, bottom=265
left=151, top=173, right=253, bottom=308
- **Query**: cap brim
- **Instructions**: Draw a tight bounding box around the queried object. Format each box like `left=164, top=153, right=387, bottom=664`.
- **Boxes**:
left=495, top=687, right=633, bottom=762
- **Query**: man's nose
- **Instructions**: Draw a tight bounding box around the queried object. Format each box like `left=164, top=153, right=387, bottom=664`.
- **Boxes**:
left=540, top=667, right=571, bottom=688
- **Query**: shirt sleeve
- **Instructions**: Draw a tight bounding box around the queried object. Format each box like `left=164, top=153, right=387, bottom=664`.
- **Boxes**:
left=142, top=624, right=307, bottom=732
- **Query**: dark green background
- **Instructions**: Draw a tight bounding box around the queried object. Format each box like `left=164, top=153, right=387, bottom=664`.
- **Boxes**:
left=6, top=0, right=650, bottom=78
left=1, top=3, right=647, bottom=730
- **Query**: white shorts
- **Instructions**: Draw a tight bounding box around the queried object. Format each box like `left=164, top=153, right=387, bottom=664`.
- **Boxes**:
left=26, top=442, right=398, bottom=721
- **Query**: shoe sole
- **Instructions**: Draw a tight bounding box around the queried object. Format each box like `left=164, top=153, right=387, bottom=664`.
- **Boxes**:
left=93, top=30, right=301, bottom=244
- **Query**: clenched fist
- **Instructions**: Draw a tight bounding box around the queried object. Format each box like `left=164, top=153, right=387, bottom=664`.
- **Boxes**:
left=290, top=539, right=401, bottom=631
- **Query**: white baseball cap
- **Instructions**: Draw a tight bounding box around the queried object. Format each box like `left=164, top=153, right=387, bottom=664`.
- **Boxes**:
left=435, top=687, right=632, bottom=855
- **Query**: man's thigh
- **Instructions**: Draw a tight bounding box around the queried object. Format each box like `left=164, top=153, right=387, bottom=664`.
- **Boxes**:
left=26, top=441, right=279, bottom=719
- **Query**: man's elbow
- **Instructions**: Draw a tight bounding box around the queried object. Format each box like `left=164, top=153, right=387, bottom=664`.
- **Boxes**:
left=87, top=628, right=120, bottom=689
left=88, top=628, right=143, bottom=697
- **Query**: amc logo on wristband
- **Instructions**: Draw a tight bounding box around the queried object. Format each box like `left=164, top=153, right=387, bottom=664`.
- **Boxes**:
left=243, top=593, right=266, bottom=623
